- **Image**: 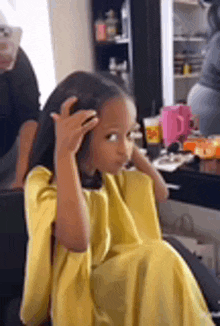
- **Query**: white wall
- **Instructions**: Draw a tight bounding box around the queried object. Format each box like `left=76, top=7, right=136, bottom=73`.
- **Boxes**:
left=2, top=0, right=94, bottom=107
left=160, top=0, right=174, bottom=106
left=47, top=0, right=94, bottom=84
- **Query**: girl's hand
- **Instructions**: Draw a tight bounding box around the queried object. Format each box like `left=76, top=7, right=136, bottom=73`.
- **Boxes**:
left=131, top=145, right=169, bottom=202
left=51, top=97, right=99, bottom=158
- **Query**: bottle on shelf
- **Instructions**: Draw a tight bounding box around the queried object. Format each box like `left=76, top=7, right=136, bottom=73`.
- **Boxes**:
left=183, top=59, right=192, bottom=75
left=120, top=60, right=129, bottom=90
left=105, top=9, right=118, bottom=41
left=121, top=1, right=129, bottom=39
left=94, top=12, right=107, bottom=42
left=109, top=57, right=117, bottom=76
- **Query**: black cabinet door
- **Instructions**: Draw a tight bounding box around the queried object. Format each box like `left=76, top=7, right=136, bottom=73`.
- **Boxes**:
left=130, top=0, right=163, bottom=120
left=161, top=170, right=220, bottom=211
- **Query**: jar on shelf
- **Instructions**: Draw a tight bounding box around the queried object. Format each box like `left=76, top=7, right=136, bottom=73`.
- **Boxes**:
left=183, top=60, right=192, bottom=75
left=105, top=9, right=118, bottom=41
left=94, top=12, right=107, bottom=42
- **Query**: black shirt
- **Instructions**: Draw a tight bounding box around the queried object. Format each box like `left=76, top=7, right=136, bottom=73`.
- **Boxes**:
left=0, top=47, right=40, bottom=157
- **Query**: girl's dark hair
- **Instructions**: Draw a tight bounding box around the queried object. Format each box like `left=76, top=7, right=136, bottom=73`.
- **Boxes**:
left=27, top=71, right=131, bottom=188
left=207, top=3, right=220, bottom=41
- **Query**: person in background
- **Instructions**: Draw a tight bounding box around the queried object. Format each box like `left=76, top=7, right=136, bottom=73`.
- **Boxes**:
left=0, top=11, right=40, bottom=190
left=187, top=0, right=220, bottom=136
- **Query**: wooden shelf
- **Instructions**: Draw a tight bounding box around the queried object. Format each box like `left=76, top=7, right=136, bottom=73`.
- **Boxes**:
left=174, top=36, right=205, bottom=42
left=174, top=0, right=199, bottom=5
left=175, top=72, right=200, bottom=79
left=115, top=37, right=130, bottom=44
left=95, top=38, right=129, bottom=46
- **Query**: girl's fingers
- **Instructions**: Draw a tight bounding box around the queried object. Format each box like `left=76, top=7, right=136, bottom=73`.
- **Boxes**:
left=81, top=111, right=98, bottom=126
left=82, top=116, right=99, bottom=133
left=68, top=109, right=98, bottom=125
left=60, top=97, right=78, bottom=118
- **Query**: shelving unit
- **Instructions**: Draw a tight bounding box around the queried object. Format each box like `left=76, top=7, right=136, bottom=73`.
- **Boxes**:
left=174, top=36, right=205, bottom=42
left=175, top=72, right=201, bottom=79
left=91, top=0, right=133, bottom=95
left=173, top=0, right=208, bottom=103
left=91, top=0, right=163, bottom=120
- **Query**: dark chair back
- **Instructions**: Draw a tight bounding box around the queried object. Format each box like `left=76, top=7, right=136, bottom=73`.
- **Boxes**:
left=0, top=188, right=27, bottom=297
left=164, top=236, right=220, bottom=314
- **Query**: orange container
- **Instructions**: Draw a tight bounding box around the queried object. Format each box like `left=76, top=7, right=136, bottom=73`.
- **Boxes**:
left=183, top=141, right=196, bottom=152
left=215, top=147, right=220, bottom=159
left=183, top=138, right=206, bottom=153
left=194, top=140, right=216, bottom=159
left=183, top=138, right=220, bottom=159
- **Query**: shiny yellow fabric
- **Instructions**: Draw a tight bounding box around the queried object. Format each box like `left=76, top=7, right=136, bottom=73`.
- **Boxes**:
left=20, top=166, right=214, bottom=326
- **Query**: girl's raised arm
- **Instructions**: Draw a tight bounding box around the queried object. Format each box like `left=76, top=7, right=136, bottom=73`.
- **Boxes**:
left=132, top=144, right=169, bottom=203
left=51, top=97, right=99, bottom=252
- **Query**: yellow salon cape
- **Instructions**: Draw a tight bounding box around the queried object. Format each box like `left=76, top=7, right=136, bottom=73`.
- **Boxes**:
left=20, top=166, right=214, bottom=326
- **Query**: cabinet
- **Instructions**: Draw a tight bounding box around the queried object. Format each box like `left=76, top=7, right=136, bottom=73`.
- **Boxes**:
left=173, top=0, right=209, bottom=103
left=91, top=0, right=163, bottom=121
left=92, top=0, right=133, bottom=91
left=161, top=0, right=210, bottom=106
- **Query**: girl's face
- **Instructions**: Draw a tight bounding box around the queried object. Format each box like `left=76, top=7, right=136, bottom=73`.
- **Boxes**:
left=85, top=96, right=138, bottom=175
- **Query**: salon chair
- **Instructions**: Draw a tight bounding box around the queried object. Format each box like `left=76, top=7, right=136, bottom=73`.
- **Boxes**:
left=0, top=188, right=27, bottom=325
left=0, top=188, right=53, bottom=326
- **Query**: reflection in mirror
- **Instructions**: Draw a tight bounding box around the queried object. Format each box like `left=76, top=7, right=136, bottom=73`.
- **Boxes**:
left=186, top=1, right=220, bottom=137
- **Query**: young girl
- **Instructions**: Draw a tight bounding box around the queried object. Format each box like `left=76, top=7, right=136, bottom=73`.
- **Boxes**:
left=20, top=71, right=214, bottom=325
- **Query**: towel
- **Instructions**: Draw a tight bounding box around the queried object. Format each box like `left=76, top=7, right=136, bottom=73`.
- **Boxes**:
left=20, top=166, right=214, bottom=325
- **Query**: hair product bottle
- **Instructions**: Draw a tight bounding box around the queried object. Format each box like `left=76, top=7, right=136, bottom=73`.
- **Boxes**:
left=105, top=9, right=118, bottom=41
left=95, top=12, right=107, bottom=42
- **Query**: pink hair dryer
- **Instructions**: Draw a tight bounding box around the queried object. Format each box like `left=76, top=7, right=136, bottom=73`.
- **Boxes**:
left=160, top=105, right=193, bottom=147
left=161, top=107, right=185, bottom=146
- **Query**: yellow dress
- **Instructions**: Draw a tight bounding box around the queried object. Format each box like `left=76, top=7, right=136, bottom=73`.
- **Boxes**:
left=20, top=166, right=214, bottom=326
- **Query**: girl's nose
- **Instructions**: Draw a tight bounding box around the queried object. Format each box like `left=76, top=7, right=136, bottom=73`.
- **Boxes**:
left=117, top=140, right=130, bottom=159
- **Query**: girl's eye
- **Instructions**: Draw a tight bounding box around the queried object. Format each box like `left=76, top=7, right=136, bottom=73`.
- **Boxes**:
left=106, top=133, right=118, bottom=142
